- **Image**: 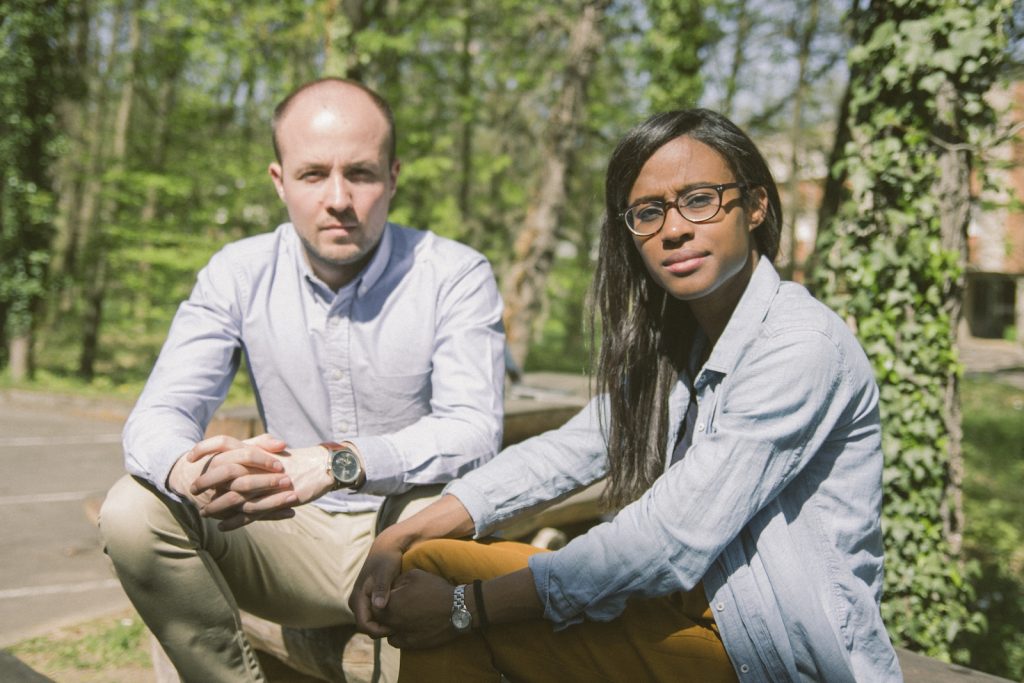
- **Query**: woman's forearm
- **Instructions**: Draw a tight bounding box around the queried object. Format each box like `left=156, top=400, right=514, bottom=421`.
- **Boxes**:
left=381, top=493, right=478, bottom=552
left=467, top=567, right=544, bottom=627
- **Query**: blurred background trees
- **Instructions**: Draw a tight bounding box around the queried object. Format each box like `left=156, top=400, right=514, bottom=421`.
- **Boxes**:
left=2, top=0, right=1021, bottom=675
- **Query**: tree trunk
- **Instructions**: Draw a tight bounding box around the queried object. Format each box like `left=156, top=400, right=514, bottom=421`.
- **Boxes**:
left=935, top=78, right=971, bottom=556
left=457, top=0, right=476, bottom=236
left=501, top=0, right=609, bottom=369
left=78, top=0, right=140, bottom=380
left=722, top=0, right=751, bottom=118
left=7, top=335, right=30, bottom=383
left=782, top=0, right=820, bottom=281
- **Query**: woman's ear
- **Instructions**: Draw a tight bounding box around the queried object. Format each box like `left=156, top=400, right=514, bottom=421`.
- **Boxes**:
left=747, top=186, right=768, bottom=231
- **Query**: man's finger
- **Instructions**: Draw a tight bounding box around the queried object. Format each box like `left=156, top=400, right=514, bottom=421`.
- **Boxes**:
left=186, top=434, right=243, bottom=462
left=244, top=433, right=288, bottom=452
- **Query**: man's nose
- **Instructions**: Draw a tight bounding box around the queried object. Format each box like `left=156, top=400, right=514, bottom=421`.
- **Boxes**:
left=325, top=174, right=351, bottom=211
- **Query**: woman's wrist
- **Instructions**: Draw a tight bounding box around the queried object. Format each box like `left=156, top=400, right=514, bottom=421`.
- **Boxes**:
left=471, top=579, right=490, bottom=629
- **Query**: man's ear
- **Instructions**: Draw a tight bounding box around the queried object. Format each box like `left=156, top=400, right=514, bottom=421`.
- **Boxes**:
left=748, top=186, right=768, bottom=230
left=268, top=162, right=286, bottom=202
left=388, top=158, right=401, bottom=199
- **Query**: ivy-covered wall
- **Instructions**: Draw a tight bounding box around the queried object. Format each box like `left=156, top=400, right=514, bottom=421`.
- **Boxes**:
left=811, top=0, right=1011, bottom=661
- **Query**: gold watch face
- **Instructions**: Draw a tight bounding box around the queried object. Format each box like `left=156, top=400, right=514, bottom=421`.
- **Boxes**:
left=330, top=449, right=361, bottom=486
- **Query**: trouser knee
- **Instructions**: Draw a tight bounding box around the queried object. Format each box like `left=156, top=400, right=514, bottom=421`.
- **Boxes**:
left=403, top=539, right=541, bottom=583
left=99, top=474, right=190, bottom=576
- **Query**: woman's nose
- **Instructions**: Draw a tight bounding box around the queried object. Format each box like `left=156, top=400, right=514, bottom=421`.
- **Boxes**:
left=660, top=205, right=694, bottom=242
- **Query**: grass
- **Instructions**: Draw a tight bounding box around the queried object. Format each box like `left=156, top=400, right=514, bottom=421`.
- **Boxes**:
left=956, top=373, right=1024, bottom=681
left=6, top=609, right=151, bottom=682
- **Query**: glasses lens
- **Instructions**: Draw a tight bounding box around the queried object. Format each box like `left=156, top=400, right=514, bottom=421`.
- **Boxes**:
left=624, top=203, right=665, bottom=235
left=678, top=187, right=722, bottom=223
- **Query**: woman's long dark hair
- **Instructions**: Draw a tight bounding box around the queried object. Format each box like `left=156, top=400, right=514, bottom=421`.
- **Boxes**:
left=592, top=109, right=783, bottom=508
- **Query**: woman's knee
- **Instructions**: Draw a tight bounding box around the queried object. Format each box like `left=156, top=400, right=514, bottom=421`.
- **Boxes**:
left=402, top=539, right=540, bottom=582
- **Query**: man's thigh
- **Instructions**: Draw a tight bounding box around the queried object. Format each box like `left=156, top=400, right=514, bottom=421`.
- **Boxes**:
left=209, top=504, right=376, bottom=628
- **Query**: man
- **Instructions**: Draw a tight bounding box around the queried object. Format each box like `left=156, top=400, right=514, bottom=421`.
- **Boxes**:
left=98, top=78, right=505, bottom=682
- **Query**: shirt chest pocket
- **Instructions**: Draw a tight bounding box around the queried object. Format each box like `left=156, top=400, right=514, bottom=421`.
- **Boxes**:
left=694, top=374, right=724, bottom=439
left=355, top=369, right=432, bottom=434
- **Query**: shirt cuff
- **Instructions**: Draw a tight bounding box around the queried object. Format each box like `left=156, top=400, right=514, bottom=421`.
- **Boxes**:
left=528, top=551, right=584, bottom=630
left=348, top=435, right=405, bottom=496
left=442, top=479, right=495, bottom=537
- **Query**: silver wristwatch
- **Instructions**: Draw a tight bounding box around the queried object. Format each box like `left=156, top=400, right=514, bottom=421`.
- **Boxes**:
left=451, top=584, right=473, bottom=633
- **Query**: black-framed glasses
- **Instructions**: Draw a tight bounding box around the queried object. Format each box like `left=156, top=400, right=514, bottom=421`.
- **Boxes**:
left=620, top=182, right=748, bottom=236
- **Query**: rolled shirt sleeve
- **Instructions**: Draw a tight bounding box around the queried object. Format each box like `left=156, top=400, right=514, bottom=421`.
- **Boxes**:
left=122, top=248, right=245, bottom=498
left=350, top=255, right=506, bottom=496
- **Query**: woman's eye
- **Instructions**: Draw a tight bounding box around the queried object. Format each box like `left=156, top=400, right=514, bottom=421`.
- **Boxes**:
left=682, top=192, right=714, bottom=209
left=634, top=205, right=665, bottom=222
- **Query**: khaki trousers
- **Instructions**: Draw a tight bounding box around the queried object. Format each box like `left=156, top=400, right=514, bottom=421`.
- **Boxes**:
left=99, top=474, right=434, bottom=683
left=398, top=539, right=738, bottom=683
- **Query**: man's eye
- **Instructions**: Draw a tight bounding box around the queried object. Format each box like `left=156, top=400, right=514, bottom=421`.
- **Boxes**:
left=634, top=205, right=665, bottom=222
left=300, top=171, right=325, bottom=181
left=348, top=169, right=378, bottom=182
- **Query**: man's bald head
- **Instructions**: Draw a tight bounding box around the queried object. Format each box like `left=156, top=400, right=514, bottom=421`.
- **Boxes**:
left=271, top=78, right=396, bottom=165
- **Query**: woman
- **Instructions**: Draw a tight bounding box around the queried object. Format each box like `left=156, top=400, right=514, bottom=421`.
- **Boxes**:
left=350, top=109, right=902, bottom=682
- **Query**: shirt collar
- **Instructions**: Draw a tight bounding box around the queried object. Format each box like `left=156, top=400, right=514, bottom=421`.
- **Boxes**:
left=355, top=221, right=393, bottom=298
left=701, top=255, right=780, bottom=376
left=290, top=222, right=395, bottom=301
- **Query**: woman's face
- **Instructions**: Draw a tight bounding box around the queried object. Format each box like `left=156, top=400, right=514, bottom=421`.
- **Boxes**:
left=627, top=135, right=766, bottom=307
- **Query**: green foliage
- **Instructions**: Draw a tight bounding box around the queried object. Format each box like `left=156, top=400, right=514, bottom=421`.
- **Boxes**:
left=0, top=0, right=69, bottom=342
left=642, top=0, right=710, bottom=111
left=956, top=375, right=1024, bottom=679
left=810, top=0, right=1012, bottom=662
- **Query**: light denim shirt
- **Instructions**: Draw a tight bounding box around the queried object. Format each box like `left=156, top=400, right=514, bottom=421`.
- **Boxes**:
left=124, top=222, right=505, bottom=513
left=447, top=257, right=902, bottom=682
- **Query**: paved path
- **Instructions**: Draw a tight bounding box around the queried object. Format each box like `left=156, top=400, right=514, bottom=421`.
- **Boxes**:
left=0, top=392, right=132, bottom=648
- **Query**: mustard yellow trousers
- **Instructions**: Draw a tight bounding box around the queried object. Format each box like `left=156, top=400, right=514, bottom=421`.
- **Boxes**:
left=398, top=539, right=738, bottom=683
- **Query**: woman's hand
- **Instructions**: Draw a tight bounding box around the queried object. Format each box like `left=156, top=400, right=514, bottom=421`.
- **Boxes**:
left=350, top=531, right=407, bottom=638
left=377, top=569, right=460, bottom=650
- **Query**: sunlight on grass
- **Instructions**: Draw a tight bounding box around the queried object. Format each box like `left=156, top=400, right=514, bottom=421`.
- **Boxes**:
left=9, top=610, right=151, bottom=679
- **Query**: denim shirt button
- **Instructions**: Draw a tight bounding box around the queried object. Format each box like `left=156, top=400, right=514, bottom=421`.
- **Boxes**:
left=697, top=423, right=705, bottom=432
left=740, top=664, right=750, bottom=673
left=715, top=601, right=725, bottom=611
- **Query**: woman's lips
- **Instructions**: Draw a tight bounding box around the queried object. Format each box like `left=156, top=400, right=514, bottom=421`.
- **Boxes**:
left=662, top=249, right=707, bottom=275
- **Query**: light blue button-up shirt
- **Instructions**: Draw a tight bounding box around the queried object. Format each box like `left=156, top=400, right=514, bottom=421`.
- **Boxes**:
left=123, top=222, right=505, bottom=513
left=447, top=257, right=902, bottom=682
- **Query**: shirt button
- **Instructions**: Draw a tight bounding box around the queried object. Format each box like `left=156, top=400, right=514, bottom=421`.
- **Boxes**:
left=331, top=369, right=343, bottom=381
left=696, top=423, right=705, bottom=432
left=337, top=422, right=349, bottom=432
left=715, top=602, right=725, bottom=611
left=740, top=664, right=750, bottom=673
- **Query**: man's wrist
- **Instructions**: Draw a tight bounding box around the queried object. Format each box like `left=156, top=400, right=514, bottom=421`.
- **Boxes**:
left=166, top=453, right=192, bottom=497
left=321, top=441, right=367, bottom=490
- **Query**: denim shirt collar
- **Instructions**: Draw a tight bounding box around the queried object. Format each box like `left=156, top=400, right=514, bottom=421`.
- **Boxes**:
left=701, top=254, right=780, bottom=378
left=668, top=256, right=781, bottom=456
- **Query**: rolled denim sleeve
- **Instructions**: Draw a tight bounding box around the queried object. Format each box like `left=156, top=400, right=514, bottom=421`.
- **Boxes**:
left=445, top=395, right=610, bottom=536
left=529, top=325, right=862, bottom=628
left=352, top=256, right=506, bottom=496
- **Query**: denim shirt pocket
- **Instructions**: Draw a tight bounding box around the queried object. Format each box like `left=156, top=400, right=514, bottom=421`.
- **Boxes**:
left=695, top=370, right=724, bottom=437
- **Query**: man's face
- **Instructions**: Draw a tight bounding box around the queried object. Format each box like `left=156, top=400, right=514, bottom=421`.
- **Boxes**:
left=269, top=86, right=399, bottom=290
